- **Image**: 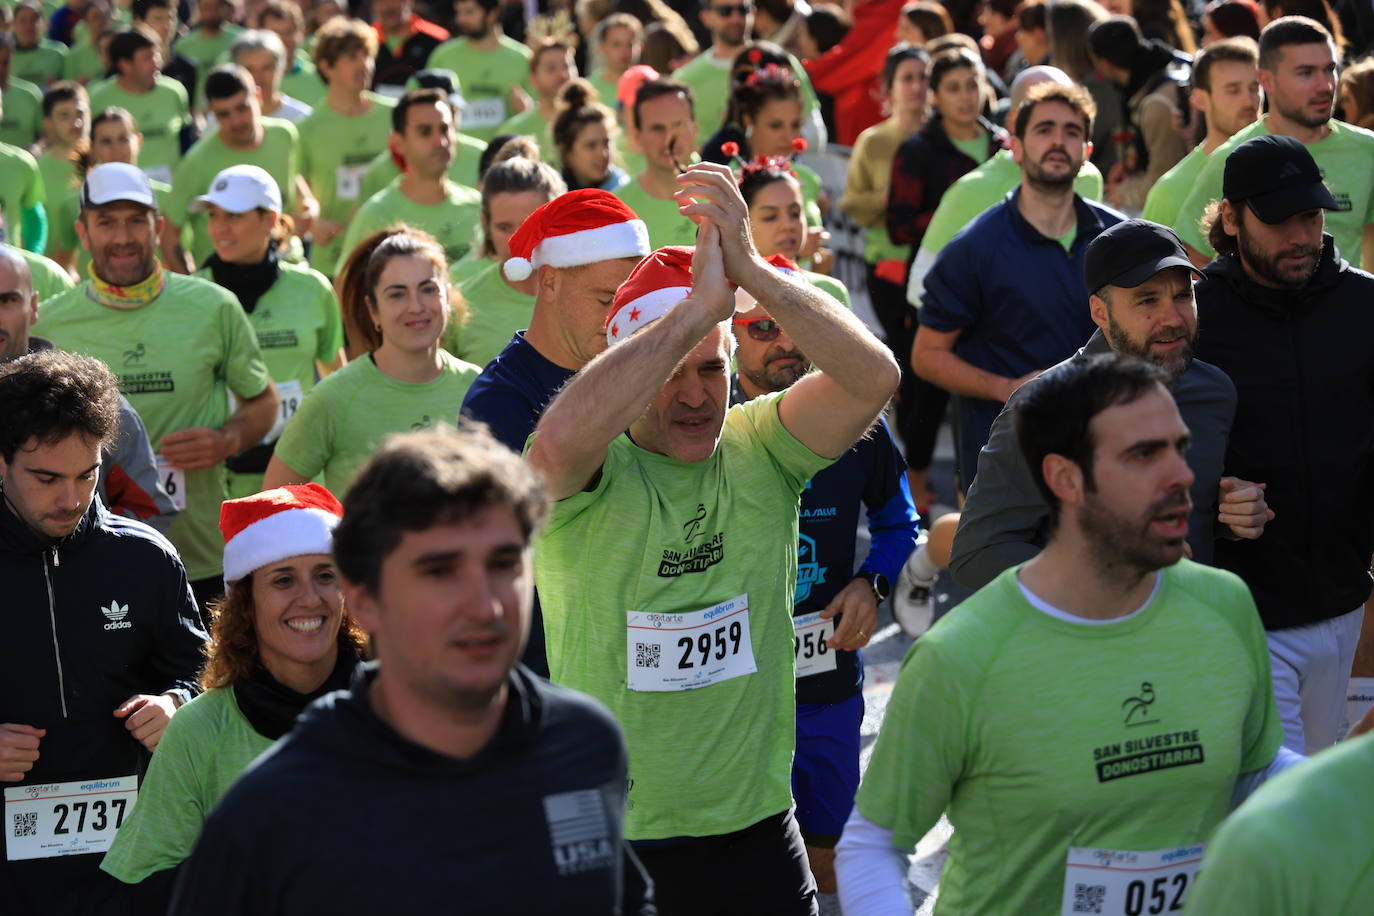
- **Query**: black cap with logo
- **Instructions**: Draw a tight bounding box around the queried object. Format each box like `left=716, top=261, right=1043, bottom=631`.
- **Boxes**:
left=1223, top=134, right=1339, bottom=224
left=1084, top=219, right=1201, bottom=294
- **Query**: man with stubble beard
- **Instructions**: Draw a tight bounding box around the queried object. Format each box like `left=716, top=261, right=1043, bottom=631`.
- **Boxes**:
left=950, top=219, right=1273, bottom=590
left=1194, top=134, right=1374, bottom=755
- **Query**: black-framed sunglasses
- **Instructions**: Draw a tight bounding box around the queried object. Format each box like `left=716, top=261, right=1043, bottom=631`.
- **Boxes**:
left=732, top=316, right=781, bottom=341
left=711, top=2, right=754, bottom=16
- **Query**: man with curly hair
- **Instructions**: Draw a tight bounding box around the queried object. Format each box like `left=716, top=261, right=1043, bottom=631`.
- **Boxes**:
left=0, top=348, right=206, bottom=913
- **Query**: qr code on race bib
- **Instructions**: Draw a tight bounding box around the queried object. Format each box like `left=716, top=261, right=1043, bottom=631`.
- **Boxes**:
left=635, top=642, right=661, bottom=668
left=12, top=811, right=37, bottom=837
left=1072, top=883, right=1106, bottom=913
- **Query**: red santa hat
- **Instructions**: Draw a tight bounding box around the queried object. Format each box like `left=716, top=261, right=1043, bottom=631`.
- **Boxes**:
left=220, top=483, right=344, bottom=587
left=502, top=189, right=650, bottom=282
left=605, top=246, right=695, bottom=346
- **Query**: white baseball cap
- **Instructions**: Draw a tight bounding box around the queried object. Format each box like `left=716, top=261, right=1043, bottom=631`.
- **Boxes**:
left=189, top=164, right=283, bottom=215
left=80, top=162, right=158, bottom=210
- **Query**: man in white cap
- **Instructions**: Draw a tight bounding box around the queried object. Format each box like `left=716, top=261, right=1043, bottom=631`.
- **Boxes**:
left=461, top=186, right=650, bottom=676
left=527, top=162, right=899, bottom=914
left=33, top=162, right=278, bottom=612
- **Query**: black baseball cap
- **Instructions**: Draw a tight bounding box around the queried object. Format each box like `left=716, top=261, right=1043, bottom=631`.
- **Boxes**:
left=1084, top=219, right=1201, bottom=294
left=1223, top=135, right=1338, bottom=224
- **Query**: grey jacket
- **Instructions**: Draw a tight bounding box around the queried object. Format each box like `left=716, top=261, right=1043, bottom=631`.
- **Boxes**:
left=949, top=330, right=1236, bottom=590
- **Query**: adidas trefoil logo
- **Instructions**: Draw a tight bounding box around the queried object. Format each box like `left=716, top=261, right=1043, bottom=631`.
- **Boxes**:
left=102, top=600, right=132, bottom=630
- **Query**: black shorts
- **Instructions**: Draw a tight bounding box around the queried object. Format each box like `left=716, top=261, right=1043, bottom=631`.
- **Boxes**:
left=632, top=810, right=818, bottom=916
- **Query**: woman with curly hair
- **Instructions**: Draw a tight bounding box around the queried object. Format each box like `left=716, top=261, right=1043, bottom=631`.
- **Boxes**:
left=100, top=483, right=366, bottom=908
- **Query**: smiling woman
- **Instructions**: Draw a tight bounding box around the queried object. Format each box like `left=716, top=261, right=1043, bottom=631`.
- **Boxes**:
left=263, top=227, right=481, bottom=497
left=99, top=483, right=367, bottom=910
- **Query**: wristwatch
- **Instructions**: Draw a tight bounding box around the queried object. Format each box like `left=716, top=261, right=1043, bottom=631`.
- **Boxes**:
left=859, top=571, right=890, bottom=603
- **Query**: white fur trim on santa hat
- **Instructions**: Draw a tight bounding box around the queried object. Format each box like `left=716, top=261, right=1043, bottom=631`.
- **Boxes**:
left=607, top=286, right=693, bottom=345
left=536, top=219, right=651, bottom=272
left=223, top=507, right=340, bottom=586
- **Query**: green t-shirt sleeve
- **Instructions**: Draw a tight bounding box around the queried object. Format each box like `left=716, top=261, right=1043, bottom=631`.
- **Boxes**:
left=21, top=155, right=43, bottom=208
left=1174, top=151, right=1227, bottom=257
left=1180, top=812, right=1292, bottom=915
left=166, top=153, right=197, bottom=219
left=99, top=696, right=215, bottom=882
left=273, top=370, right=338, bottom=479
left=219, top=296, right=272, bottom=399
left=736, top=392, right=833, bottom=492
left=856, top=636, right=968, bottom=847
left=537, top=433, right=631, bottom=533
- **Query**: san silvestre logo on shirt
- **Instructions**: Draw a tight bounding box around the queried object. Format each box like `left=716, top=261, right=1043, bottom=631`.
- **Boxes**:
left=1091, top=683, right=1205, bottom=783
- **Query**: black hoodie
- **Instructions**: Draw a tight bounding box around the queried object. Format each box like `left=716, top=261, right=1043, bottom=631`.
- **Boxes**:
left=0, top=492, right=206, bottom=907
left=170, top=664, right=655, bottom=915
left=1194, top=238, right=1374, bottom=630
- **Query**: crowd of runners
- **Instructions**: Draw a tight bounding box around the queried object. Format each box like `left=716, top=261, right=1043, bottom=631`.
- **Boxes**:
left=2, top=0, right=1374, bottom=912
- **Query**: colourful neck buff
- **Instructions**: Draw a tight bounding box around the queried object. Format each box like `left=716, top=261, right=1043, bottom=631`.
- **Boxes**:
left=88, top=260, right=165, bottom=309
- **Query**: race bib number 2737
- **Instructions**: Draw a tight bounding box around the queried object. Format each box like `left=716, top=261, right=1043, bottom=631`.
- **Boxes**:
left=626, top=594, right=756, bottom=692
left=5, top=776, right=137, bottom=861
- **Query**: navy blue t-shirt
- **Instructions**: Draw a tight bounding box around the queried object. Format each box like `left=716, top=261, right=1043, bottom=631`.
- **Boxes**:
left=919, top=189, right=1124, bottom=486
left=461, top=332, right=577, bottom=677
left=460, top=331, right=578, bottom=454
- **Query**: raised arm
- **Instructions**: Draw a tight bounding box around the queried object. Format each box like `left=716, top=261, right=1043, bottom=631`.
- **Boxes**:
left=676, top=164, right=900, bottom=459
left=526, top=224, right=735, bottom=501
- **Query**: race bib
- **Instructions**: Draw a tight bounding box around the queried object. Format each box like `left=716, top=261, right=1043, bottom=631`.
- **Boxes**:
left=154, top=454, right=186, bottom=511
left=626, top=594, right=756, bottom=692
left=464, top=96, right=506, bottom=128
left=264, top=379, right=303, bottom=444
left=5, top=776, right=137, bottom=861
left=792, top=612, right=836, bottom=679
left=1062, top=844, right=1202, bottom=916
left=335, top=164, right=368, bottom=201
left=142, top=165, right=172, bottom=185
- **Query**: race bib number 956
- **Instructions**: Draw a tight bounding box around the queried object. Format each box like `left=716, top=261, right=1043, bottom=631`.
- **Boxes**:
left=5, top=776, right=137, bottom=860
left=626, top=594, right=756, bottom=692
left=1062, top=844, right=1202, bottom=916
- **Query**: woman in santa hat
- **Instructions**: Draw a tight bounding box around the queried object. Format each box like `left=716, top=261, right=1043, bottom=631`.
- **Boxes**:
left=99, top=484, right=367, bottom=906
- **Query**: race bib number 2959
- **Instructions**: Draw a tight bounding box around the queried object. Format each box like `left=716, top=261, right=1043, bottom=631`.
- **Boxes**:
left=626, top=594, right=756, bottom=692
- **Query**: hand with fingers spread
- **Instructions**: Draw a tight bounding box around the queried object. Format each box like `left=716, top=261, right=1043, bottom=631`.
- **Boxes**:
left=0, top=723, right=44, bottom=782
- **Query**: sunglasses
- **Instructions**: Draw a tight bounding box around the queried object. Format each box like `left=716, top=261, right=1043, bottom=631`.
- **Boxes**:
left=711, top=2, right=753, bottom=16
left=732, top=316, right=781, bottom=341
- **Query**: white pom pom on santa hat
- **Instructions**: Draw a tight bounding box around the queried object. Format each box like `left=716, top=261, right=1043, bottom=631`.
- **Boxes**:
left=502, top=188, right=650, bottom=281
left=503, top=256, right=533, bottom=281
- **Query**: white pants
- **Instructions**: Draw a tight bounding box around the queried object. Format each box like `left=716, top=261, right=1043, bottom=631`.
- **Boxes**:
left=1268, top=606, right=1365, bottom=753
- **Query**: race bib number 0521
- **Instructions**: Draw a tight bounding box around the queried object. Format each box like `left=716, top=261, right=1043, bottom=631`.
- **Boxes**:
left=626, top=594, right=756, bottom=692
left=5, top=776, right=137, bottom=861
left=1062, top=844, right=1202, bottom=916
